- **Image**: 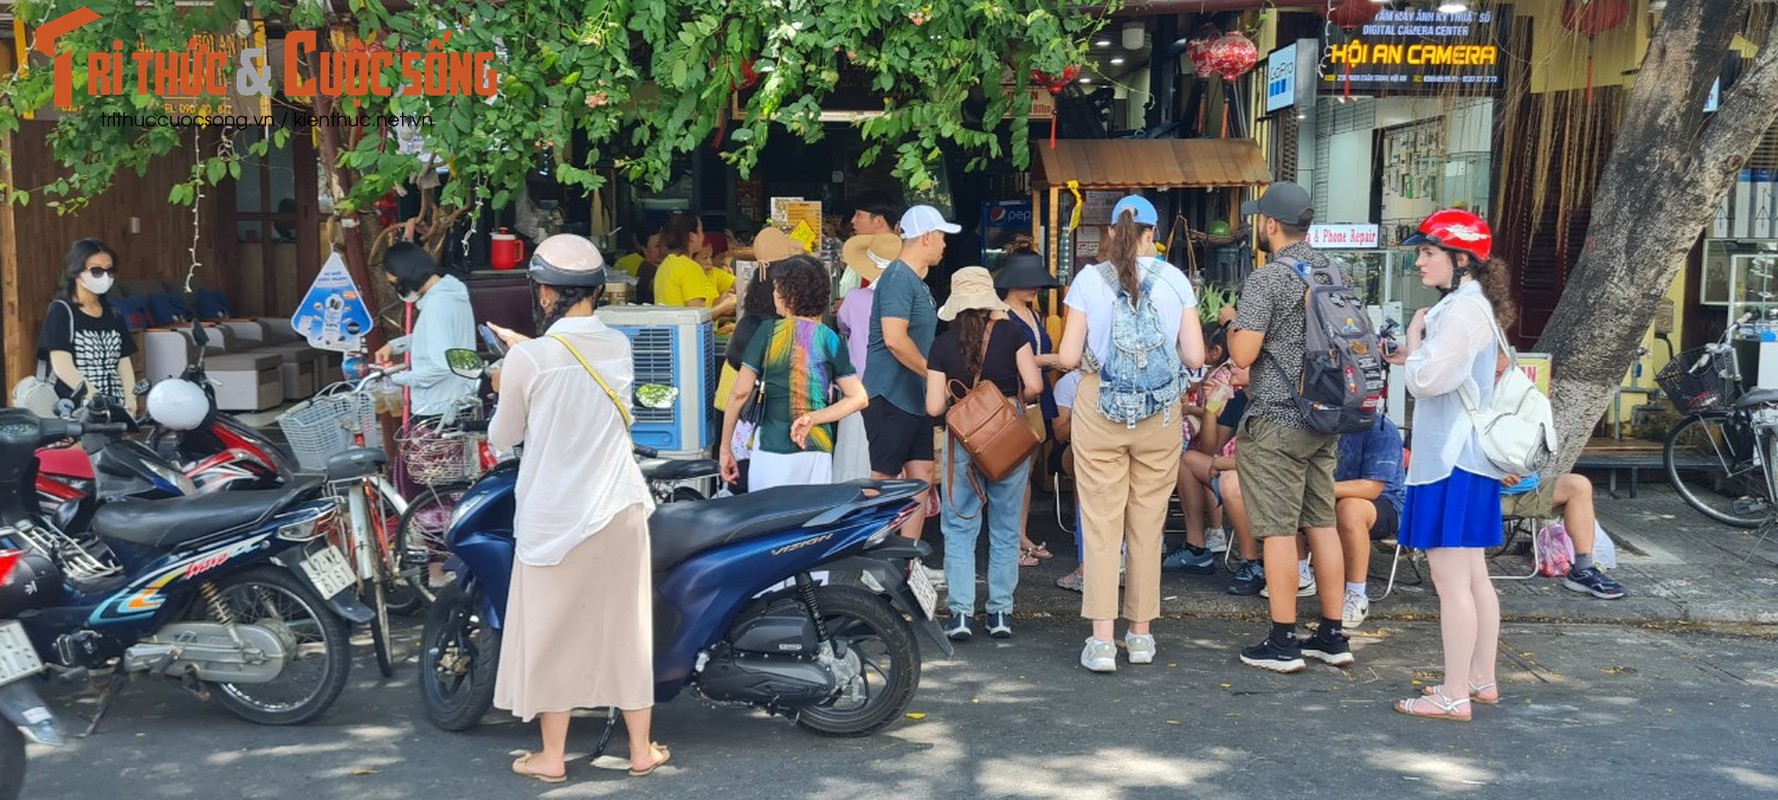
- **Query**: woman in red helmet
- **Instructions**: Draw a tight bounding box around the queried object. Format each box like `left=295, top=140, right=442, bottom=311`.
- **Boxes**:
left=1382, top=209, right=1517, bottom=722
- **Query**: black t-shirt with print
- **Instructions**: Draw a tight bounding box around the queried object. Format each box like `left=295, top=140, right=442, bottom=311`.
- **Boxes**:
left=36, top=299, right=137, bottom=401
left=928, top=320, right=1027, bottom=403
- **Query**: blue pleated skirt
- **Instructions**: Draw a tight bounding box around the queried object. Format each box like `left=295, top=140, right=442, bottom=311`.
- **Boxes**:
left=1401, top=468, right=1503, bottom=550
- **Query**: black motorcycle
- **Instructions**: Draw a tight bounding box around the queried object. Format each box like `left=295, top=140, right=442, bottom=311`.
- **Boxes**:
left=1, top=548, right=63, bottom=800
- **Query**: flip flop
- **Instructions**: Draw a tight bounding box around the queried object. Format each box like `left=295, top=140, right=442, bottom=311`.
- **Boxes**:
left=1029, top=542, right=1054, bottom=560
left=1019, top=550, right=1041, bottom=567
left=511, top=753, right=567, bottom=784
left=629, top=742, right=672, bottom=777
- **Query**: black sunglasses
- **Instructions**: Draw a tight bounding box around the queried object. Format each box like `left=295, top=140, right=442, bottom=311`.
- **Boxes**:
left=86, top=265, right=116, bottom=277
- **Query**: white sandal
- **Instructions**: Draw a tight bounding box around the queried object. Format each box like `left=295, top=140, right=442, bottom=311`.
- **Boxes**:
left=1395, top=687, right=1472, bottom=721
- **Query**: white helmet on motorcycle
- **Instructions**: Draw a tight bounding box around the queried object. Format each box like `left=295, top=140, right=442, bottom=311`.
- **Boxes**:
left=146, top=378, right=210, bottom=431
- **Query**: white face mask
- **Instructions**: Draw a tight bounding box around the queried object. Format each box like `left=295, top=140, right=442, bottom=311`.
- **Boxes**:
left=399, top=291, right=422, bottom=304
left=80, top=272, right=115, bottom=295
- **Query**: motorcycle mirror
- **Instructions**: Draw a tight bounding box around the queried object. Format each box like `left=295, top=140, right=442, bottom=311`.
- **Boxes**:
left=445, top=348, right=486, bottom=380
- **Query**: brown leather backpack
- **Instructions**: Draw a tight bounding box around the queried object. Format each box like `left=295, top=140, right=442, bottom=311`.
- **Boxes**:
left=945, top=320, right=1039, bottom=482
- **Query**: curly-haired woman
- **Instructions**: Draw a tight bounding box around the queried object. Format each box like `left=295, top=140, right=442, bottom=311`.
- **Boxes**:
left=720, top=255, right=869, bottom=491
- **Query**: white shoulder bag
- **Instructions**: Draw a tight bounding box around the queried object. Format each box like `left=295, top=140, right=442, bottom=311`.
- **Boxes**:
left=1455, top=296, right=1558, bottom=475
left=10, top=301, right=72, bottom=416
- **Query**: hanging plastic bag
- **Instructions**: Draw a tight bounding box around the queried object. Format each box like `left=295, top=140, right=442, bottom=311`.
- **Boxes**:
left=1536, top=520, right=1575, bottom=578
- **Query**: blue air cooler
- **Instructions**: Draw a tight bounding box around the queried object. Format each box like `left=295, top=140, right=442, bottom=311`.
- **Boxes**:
left=593, top=305, right=716, bottom=452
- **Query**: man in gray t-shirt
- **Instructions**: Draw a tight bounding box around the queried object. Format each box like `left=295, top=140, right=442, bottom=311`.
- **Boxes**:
left=1227, top=182, right=1350, bottom=675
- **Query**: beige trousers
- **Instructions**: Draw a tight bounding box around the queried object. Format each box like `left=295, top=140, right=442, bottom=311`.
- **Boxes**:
left=1073, top=374, right=1183, bottom=622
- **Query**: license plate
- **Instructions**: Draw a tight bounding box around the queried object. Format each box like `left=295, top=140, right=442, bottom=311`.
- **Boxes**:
left=301, top=545, right=358, bottom=599
left=906, top=563, right=938, bottom=619
left=0, top=620, right=44, bottom=687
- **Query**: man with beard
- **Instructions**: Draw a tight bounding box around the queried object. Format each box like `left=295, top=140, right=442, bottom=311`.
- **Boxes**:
left=1225, top=182, right=1353, bottom=675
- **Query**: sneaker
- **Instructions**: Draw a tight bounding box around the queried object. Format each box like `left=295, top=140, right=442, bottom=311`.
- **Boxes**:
left=1240, top=634, right=1306, bottom=674
left=1080, top=638, right=1117, bottom=673
left=943, top=616, right=972, bottom=642
left=1563, top=566, right=1628, bottom=600
left=1227, top=560, right=1265, bottom=596
left=1205, top=528, right=1230, bottom=554
left=985, top=612, right=1012, bottom=639
left=1161, top=546, right=1216, bottom=574
left=920, top=563, right=948, bottom=590
left=1302, top=629, right=1356, bottom=667
left=1260, top=564, right=1316, bottom=598
left=1343, top=591, right=1371, bottom=629
left=1124, top=632, right=1156, bottom=665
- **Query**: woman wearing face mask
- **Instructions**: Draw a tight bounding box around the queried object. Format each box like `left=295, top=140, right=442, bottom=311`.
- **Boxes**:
left=483, top=235, right=671, bottom=781
left=37, top=238, right=139, bottom=416
left=374, top=242, right=478, bottom=419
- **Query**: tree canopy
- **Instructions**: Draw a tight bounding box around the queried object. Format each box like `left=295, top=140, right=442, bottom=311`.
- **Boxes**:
left=1, top=0, right=1107, bottom=218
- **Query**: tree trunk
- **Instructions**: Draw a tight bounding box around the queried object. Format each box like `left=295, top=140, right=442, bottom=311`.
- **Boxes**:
left=1535, top=0, right=1778, bottom=473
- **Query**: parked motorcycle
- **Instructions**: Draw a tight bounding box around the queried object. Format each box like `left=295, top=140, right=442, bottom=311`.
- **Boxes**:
left=0, top=407, right=370, bottom=728
left=419, top=355, right=948, bottom=745
left=1, top=548, right=64, bottom=800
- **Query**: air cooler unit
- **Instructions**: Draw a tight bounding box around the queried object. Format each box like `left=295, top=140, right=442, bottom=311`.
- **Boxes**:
left=593, top=305, right=716, bottom=452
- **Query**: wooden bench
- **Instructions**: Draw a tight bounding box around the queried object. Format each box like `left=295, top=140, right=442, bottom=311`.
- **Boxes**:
left=1573, top=436, right=1715, bottom=498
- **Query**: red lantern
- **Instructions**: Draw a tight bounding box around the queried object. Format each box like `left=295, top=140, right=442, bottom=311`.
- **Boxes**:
left=1560, top=0, right=1631, bottom=102
left=1030, top=65, right=1081, bottom=148
left=1319, top=1, right=1381, bottom=29
left=1203, top=31, right=1258, bottom=83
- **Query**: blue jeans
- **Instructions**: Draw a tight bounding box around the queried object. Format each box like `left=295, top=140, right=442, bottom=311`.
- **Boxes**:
left=942, top=444, right=1033, bottom=616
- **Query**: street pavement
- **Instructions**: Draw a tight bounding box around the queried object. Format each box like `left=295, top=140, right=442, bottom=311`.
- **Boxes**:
left=17, top=616, right=1778, bottom=799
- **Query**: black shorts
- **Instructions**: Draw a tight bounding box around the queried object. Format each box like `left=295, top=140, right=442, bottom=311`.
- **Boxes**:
left=1369, top=498, right=1401, bottom=541
left=862, top=396, right=936, bottom=475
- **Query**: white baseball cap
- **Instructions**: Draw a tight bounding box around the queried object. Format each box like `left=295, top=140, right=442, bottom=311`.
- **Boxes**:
left=898, top=205, right=962, bottom=239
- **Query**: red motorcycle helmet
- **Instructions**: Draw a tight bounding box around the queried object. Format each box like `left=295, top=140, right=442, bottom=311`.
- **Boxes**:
left=1403, top=209, right=1493, bottom=262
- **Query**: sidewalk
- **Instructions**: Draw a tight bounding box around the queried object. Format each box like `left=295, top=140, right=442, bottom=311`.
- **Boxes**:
left=976, top=483, right=1778, bottom=628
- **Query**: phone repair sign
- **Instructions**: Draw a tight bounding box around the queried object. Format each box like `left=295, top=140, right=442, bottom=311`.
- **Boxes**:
left=1307, top=224, right=1381, bottom=249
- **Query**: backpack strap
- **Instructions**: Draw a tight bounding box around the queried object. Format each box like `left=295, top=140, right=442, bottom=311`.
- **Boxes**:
left=1448, top=293, right=1514, bottom=417
left=545, top=333, right=632, bottom=429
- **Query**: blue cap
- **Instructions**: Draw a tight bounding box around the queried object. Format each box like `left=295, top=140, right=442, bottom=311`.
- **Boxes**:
left=1111, top=195, right=1158, bottom=226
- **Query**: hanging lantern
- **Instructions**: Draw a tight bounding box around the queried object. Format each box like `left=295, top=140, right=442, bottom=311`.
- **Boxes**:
left=1030, top=65, right=1081, bottom=149
left=1560, top=0, right=1631, bottom=103
left=1204, top=31, right=1258, bottom=83
left=1186, top=25, right=1220, bottom=78
left=1319, top=1, right=1382, bottom=29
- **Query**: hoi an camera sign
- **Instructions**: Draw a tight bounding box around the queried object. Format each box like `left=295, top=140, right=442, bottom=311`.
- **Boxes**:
left=1321, top=8, right=1511, bottom=96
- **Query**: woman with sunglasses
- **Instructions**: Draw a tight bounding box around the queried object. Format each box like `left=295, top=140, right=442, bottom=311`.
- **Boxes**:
left=36, top=238, right=138, bottom=416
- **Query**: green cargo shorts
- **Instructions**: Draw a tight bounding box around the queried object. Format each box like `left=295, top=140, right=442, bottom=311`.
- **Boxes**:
left=1233, top=416, right=1339, bottom=538
left=1501, top=481, right=1557, bottom=519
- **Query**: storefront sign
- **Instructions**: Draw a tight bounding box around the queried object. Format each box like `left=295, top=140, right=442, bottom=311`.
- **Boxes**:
left=1266, top=43, right=1298, bottom=113
left=1321, top=8, right=1510, bottom=96
left=1308, top=224, right=1381, bottom=249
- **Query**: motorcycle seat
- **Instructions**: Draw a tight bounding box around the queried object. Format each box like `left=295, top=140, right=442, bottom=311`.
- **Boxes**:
left=648, top=483, right=862, bottom=572
left=92, top=477, right=323, bottom=550
left=640, top=458, right=720, bottom=482
left=1736, top=387, right=1778, bottom=409
left=325, top=447, right=388, bottom=481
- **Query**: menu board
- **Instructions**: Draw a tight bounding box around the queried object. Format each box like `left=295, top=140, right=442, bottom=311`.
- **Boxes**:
left=1321, top=8, right=1511, bottom=96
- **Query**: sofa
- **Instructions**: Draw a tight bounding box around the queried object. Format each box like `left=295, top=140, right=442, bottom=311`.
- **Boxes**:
left=120, top=280, right=340, bottom=412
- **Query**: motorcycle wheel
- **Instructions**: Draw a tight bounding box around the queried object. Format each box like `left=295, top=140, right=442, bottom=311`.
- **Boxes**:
left=419, top=582, right=501, bottom=732
left=0, top=720, right=23, bottom=800
left=204, top=567, right=352, bottom=726
left=790, top=586, right=921, bottom=738
left=669, top=486, right=705, bottom=503
left=394, top=484, right=471, bottom=615
left=369, top=578, right=395, bottom=678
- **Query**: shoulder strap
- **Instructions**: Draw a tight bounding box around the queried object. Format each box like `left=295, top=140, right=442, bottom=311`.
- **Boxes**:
left=1449, top=293, right=1514, bottom=417
left=545, top=333, right=632, bottom=429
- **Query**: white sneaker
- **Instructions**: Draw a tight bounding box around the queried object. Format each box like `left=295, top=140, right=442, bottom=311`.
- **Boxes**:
left=1124, top=632, right=1156, bottom=665
left=1259, top=567, right=1317, bottom=599
left=1080, top=638, right=1117, bottom=673
left=1205, top=528, right=1229, bottom=554
left=1343, top=590, right=1371, bottom=629
left=920, top=563, right=948, bottom=590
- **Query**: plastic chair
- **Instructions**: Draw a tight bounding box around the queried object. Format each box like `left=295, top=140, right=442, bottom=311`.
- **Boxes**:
left=1489, top=515, right=1545, bottom=581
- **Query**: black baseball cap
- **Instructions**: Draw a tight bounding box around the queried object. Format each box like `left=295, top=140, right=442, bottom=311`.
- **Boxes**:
left=1241, top=182, right=1314, bottom=227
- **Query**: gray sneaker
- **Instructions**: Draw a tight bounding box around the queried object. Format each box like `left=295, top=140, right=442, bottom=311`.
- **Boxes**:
left=1124, top=632, right=1156, bottom=665
left=1080, top=638, right=1117, bottom=673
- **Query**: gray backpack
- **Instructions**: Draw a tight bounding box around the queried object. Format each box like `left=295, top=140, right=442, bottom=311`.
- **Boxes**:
left=1276, top=257, right=1386, bottom=434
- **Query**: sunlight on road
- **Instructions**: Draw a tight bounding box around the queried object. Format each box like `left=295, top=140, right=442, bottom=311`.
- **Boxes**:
left=1366, top=751, right=1496, bottom=791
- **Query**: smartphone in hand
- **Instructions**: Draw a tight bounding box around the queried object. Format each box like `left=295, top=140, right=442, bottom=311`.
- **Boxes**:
left=478, top=323, right=508, bottom=356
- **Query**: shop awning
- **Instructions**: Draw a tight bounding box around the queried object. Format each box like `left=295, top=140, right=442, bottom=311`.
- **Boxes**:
left=1031, top=138, right=1272, bottom=190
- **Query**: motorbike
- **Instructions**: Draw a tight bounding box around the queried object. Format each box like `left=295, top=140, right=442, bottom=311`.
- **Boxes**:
left=0, top=407, right=372, bottom=728
left=1, top=548, right=64, bottom=800
left=418, top=350, right=948, bottom=745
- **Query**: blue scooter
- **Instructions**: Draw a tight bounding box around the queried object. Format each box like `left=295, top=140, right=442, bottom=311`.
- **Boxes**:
left=418, top=442, right=952, bottom=745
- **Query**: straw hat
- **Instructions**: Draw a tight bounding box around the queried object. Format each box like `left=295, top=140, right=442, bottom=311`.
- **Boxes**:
left=842, top=234, right=901, bottom=283
left=938, top=267, right=1011, bottom=321
left=994, top=252, right=1059, bottom=290
left=752, top=228, right=807, bottom=266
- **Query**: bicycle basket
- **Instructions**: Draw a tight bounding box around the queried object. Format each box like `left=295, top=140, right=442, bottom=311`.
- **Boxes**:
left=397, top=420, right=481, bottom=486
left=1656, top=347, right=1736, bottom=414
left=277, top=391, right=383, bottom=471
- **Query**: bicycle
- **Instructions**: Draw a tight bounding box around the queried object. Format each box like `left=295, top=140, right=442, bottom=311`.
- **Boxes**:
left=1658, top=312, right=1778, bottom=528
left=278, top=365, right=414, bottom=678
left=394, top=409, right=498, bottom=600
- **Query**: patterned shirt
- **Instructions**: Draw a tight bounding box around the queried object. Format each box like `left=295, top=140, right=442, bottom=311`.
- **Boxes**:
left=1234, top=241, right=1330, bottom=430
left=37, top=299, right=136, bottom=403
left=742, top=318, right=856, bottom=455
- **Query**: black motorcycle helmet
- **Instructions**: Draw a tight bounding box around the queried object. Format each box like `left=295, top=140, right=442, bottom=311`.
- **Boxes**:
left=0, top=550, right=66, bottom=616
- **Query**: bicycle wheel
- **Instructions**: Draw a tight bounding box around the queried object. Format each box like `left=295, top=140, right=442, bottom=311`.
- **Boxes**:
left=396, top=483, right=471, bottom=610
left=366, top=481, right=428, bottom=616
left=1665, top=414, right=1769, bottom=528
left=369, top=575, right=395, bottom=678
